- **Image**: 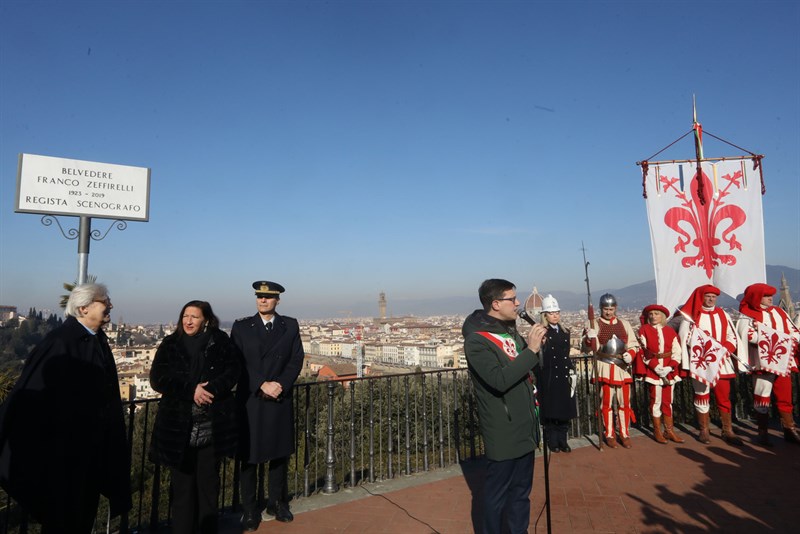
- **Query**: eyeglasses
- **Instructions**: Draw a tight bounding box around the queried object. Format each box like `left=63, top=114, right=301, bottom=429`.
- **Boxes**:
left=495, top=296, right=518, bottom=302
left=93, top=298, right=112, bottom=306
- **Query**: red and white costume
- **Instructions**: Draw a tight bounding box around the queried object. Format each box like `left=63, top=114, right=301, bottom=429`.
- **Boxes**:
left=677, top=286, right=740, bottom=415
left=584, top=316, right=639, bottom=440
left=736, top=283, right=800, bottom=415
left=637, top=306, right=682, bottom=418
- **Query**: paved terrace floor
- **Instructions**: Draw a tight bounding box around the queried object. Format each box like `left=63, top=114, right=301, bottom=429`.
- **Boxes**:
left=217, top=420, right=800, bottom=533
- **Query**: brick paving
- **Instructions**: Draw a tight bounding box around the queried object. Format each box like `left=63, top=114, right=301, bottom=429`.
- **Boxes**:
left=220, top=420, right=800, bottom=533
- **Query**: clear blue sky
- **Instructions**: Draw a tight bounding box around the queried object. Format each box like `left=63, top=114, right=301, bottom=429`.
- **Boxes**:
left=1, top=0, right=798, bottom=323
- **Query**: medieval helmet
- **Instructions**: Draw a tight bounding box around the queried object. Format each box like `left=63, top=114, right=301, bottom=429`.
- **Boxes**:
left=541, top=294, right=560, bottom=313
left=599, top=293, right=617, bottom=308
left=602, top=335, right=626, bottom=355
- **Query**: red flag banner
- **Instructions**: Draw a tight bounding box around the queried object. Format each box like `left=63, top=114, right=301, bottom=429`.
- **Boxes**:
left=644, top=159, right=765, bottom=312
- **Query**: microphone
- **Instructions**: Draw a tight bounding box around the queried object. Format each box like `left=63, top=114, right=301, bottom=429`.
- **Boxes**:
left=518, top=310, right=536, bottom=325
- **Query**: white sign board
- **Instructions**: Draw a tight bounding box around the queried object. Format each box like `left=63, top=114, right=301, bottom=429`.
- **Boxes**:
left=15, top=153, right=151, bottom=221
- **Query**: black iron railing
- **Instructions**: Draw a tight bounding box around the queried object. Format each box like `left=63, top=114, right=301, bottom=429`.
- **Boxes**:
left=2, top=360, right=797, bottom=533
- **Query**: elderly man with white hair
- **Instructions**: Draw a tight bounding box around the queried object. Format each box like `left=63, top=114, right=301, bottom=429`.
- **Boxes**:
left=0, top=283, right=131, bottom=533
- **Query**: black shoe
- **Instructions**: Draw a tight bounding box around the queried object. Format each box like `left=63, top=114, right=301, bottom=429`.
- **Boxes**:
left=266, top=501, right=294, bottom=523
left=549, top=446, right=561, bottom=453
left=560, top=443, right=572, bottom=453
left=241, top=510, right=261, bottom=531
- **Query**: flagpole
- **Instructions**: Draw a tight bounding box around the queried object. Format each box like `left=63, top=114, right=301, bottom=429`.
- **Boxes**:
left=692, top=95, right=706, bottom=205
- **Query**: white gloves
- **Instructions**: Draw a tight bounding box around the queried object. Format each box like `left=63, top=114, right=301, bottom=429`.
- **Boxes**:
left=654, top=365, right=673, bottom=378
left=569, top=369, right=577, bottom=398
left=586, top=328, right=597, bottom=339
left=622, top=353, right=632, bottom=364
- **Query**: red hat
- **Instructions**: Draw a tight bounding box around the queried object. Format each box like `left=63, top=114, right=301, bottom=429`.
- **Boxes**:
left=640, top=304, right=670, bottom=325
left=677, top=285, right=720, bottom=323
left=739, top=283, right=776, bottom=321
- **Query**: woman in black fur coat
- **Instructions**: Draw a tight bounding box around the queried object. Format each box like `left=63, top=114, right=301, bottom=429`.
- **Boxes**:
left=150, top=300, right=240, bottom=534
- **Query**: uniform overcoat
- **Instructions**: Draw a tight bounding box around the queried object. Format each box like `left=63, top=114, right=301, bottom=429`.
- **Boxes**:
left=232, top=312, right=304, bottom=464
left=535, top=325, right=577, bottom=421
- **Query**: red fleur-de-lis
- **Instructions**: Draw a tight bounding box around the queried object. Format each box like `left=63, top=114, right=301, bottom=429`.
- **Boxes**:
left=758, top=332, right=788, bottom=366
left=503, top=339, right=517, bottom=358
left=659, top=168, right=748, bottom=278
left=691, top=339, right=717, bottom=370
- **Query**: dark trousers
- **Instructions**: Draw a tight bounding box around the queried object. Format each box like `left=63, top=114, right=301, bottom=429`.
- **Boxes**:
left=170, top=445, right=219, bottom=534
left=544, top=418, right=569, bottom=449
left=240, top=456, right=289, bottom=512
left=482, top=451, right=534, bottom=534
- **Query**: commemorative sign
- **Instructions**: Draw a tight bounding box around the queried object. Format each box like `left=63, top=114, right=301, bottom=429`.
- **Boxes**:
left=15, top=153, right=151, bottom=221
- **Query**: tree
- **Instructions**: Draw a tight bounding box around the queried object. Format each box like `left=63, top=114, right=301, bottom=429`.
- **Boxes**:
left=0, top=369, right=18, bottom=403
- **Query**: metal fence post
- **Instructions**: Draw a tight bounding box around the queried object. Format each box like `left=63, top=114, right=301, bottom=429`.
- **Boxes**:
left=323, top=381, right=339, bottom=494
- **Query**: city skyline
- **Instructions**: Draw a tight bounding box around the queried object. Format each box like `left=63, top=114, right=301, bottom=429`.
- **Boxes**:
left=1, top=1, right=798, bottom=324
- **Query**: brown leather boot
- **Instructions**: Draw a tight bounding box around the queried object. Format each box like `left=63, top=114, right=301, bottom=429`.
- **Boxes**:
left=664, top=415, right=684, bottom=443
left=779, top=411, right=800, bottom=445
left=605, top=434, right=619, bottom=448
left=697, top=411, right=711, bottom=444
left=720, top=412, right=743, bottom=446
left=756, top=411, right=772, bottom=447
left=652, top=416, right=667, bottom=444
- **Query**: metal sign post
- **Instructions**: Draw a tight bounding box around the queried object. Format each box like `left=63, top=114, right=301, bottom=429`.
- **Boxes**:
left=16, top=153, right=150, bottom=285
left=78, top=216, right=90, bottom=285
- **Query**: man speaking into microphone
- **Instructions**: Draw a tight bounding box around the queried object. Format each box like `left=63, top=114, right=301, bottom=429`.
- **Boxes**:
left=462, top=279, right=546, bottom=534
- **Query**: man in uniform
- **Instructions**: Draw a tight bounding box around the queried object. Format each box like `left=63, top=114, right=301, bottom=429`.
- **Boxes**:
left=736, top=283, right=800, bottom=446
left=636, top=304, right=683, bottom=444
left=233, top=281, right=305, bottom=530
left=462, top=279, right=546, bottom=534
left=676, top=285, right=742, bottom=445
left=583, top=293, right=639, bottom=449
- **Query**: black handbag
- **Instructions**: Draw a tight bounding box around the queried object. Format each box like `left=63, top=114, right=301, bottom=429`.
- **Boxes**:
left=189, top=403, right=213, bottom=448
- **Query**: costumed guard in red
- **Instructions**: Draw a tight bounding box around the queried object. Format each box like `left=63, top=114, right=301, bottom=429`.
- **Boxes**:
left=636, top=304, right=684, bottom=444
left=583, top=293, right=639, bottom=449
left=676, top=285, right=743, bottom=445
left=736, top=283, right=800, bottom=446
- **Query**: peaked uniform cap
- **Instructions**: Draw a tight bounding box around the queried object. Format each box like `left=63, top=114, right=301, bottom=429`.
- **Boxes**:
left=252, top=281, right=285, bottom=296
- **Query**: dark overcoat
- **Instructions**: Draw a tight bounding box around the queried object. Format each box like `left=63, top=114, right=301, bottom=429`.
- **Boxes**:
left=462, top=310, right=540, bottom=461
left=231, top=312, right=304, bottom=464
left=149, top=328, right=241, bottom=467
left=0, top=316, right=132, bottom=525
left=534, top=324, right=578, bottom=421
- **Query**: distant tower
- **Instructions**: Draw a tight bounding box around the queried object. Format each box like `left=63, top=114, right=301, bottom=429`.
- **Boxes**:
left=378, top=292, right=387, bottom=320
left=778, top=273, right=796, bottom=319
